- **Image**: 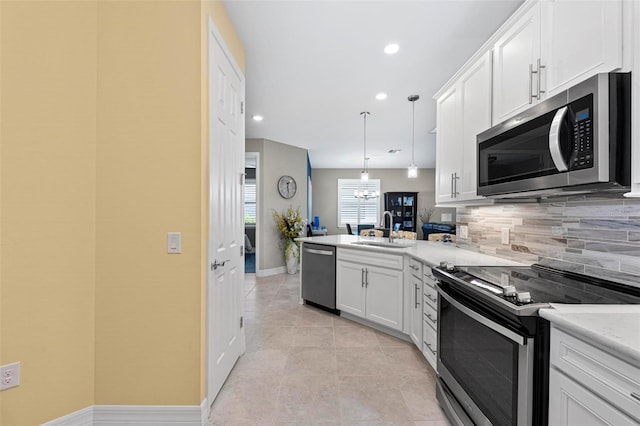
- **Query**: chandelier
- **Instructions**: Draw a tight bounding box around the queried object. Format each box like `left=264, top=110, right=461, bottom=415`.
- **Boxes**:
left=354, top=188, right=378, bottom=200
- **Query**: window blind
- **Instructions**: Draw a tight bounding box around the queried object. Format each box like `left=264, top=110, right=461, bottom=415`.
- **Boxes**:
left=337, top=179, right=380, bottom=227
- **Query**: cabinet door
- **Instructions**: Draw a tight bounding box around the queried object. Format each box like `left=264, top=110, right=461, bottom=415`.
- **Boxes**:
left=364, top=265, right=403, bottom=331
left=336, top=260, right=366, bottom=318
left=541, top=0, right=622, bottom=98
left=409, top=275, right=423, bottom=347
left=435, top=85, right=460, bottom=203
left=493, top=3, right=541, bottom=124
left=459, top=51, right=492, bottom=200
left=548, top=369, right=638, bottom=426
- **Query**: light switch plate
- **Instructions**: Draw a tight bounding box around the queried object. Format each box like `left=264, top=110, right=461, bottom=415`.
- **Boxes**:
left=459, top=225, right=468, bottom=239
left=441, top=213, right=452, bottom=223
left=501, top=228, right=510, bottom=245
left=167, top=232, right=182, bottom=254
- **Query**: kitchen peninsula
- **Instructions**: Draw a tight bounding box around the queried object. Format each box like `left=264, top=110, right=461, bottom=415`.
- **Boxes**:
left=297, top=234, right=525, bottom=371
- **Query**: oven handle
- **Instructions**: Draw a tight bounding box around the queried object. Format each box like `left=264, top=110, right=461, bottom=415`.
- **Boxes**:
left=438, top=286, right=526, bottom=345
left=549, top=106, right=569, bottom=172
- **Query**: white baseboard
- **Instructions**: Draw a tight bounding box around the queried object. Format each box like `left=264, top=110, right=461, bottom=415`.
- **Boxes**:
left=256, top=266, right=286, bottom=277
left=42, top=406, right=93, bottom=426
left=200, top=399, right=213, bottom=426
left=42, top=405, right=201, bottom=426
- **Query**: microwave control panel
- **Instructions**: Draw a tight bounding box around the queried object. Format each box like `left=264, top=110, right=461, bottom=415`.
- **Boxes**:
left=570, top=106, right=593, bottom=170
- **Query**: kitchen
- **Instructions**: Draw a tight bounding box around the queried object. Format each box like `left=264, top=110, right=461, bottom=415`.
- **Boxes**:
left=230, top=0, right=640, bottom=425
left=0, top=0, right=638, bottom=424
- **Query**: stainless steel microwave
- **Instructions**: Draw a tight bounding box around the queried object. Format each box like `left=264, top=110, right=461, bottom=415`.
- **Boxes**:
left=477, top=73, right=631, bottom=198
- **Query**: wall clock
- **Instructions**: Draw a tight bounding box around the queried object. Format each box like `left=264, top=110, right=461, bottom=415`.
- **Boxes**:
left=277, top=175, right=297, bottom=199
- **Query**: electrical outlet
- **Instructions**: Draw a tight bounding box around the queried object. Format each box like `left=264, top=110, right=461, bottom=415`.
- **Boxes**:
left=0, top=362, right=20, bottom=390
left=459, top=225, right=468, bottom=239
left=501, top=228, right=510, bottom=245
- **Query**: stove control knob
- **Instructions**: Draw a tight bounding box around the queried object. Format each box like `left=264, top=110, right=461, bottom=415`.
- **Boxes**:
left=503, top=286, right=517, bottom=297
left=516, top=291, right=532, bottom=304
left=440, top=261, right=448, bottom=268
left=446, top=263, right=455, bottom=272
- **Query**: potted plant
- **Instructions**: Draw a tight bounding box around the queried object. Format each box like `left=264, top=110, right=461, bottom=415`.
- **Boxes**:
left=273, top=205, right=306, bottom=274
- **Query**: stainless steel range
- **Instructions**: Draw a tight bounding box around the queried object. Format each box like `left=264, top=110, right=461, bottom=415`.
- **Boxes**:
left=432, top=264, right=640, bottom=426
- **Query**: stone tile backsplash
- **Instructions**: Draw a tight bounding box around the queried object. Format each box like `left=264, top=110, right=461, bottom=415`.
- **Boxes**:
left=456, top=194, right=640, bottom=287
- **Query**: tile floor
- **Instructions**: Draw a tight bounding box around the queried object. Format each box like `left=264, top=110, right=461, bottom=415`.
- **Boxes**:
left=209, top=273, right=450, bottom=426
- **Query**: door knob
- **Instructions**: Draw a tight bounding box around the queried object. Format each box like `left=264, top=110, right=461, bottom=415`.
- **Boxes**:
left=211, top=259, right=230, bottom=271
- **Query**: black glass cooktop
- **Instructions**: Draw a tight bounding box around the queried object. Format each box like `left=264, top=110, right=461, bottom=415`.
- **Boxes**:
left=449, top=264, right=640, bottom=305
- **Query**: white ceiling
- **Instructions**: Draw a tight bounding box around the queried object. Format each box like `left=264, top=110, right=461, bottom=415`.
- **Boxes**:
left=224, top=0, right=523, bottom=169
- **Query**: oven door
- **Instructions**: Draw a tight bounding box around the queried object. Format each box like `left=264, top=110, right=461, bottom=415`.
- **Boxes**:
left=437, top=285, right=534, bottom=426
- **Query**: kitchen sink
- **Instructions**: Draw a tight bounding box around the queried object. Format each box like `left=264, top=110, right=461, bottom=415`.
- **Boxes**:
left=351, top=241, right=415, bottom=249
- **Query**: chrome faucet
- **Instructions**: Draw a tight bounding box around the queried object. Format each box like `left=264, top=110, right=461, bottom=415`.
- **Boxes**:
left=381, top=211, right=395, bottom=243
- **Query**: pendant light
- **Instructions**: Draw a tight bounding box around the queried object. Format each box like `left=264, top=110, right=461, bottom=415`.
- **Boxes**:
left=360, top=111, right=370, bottom=182
left=408, top=95, right=419, bottom=178
left=355, top=111, right=378, bottom=200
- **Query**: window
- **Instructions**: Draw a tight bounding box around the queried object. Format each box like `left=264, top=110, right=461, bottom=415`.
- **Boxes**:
left=244, top=179, right=256, bottom=224
left=337, top=179, right=380, bottom=227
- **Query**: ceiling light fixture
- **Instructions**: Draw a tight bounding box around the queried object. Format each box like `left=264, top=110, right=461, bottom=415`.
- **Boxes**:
left=384, top=43, right=400, bottom=55
left=252, top=115, right=264, bottom=122
left=408, top=95, right=420, bottom=178
left=375, top=92, right=387, bottom=100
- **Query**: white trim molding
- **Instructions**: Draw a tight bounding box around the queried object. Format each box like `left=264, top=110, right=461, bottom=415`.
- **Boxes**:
left=256, top=266, right=286, bottom=277
left=42, top=405, right=201, bottom=426
left=200, top=399, right=213, bottom=426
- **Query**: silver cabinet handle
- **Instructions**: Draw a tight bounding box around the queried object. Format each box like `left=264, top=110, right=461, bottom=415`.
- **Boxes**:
left=211, top=259, right=230, bottom=271
left=361, top=268, right=365, bottom=287
left=529, top=63, right=534, bottom=104
left=631, top=392, right=640, bottom=402
left=450, top=173, right=454, bottom=198
left=453, top=172, right=459, bottom=197
left=425, top=313, right=437, bottom=324
left=426, top=294, right=437, bottom=303
left=415, top=284, right=420, bottom=308
left=549, top=106, right=569, bottom=172
left=537, top=58, right=545, bottom=98
left=410, top=264, right=419, bottom=271
left=365, top=268, right=369, bottom=288
left=425, top=342, right=436, bottom=355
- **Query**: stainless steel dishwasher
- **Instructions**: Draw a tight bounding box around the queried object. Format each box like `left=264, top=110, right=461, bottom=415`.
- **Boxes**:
left=301, top=243, right=337, bottom=311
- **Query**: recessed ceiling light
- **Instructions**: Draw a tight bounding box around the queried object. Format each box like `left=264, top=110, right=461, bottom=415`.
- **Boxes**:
left=384, top=43, right=400, bottom=55
left=252, top=115, right=264, bottom=122
left=376, top=93, right=388, bottom=100
left=388, top=149, right=402, bottom=154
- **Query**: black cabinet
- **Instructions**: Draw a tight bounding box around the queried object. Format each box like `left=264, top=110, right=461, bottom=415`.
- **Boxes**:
left=383, top=192, right=418, bottom=232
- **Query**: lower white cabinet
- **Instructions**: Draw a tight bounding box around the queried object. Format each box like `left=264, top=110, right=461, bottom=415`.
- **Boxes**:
left=548, top=326, right=640, bottom=425
left=422, top=268, right=439, bottom=371
left=336, top=248, right=404, bottom=331
left=406, top=259, right=423, bottom=348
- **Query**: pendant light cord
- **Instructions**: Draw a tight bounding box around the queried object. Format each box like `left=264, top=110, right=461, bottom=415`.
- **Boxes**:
left=411, top=100, right=415, bottom=163
left=361, top=111, right=370, bottom=172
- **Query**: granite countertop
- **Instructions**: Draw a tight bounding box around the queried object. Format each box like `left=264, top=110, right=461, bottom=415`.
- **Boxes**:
left=297, top=235, right=526, bottom=267
left=540, top=304, right=640, bottom=365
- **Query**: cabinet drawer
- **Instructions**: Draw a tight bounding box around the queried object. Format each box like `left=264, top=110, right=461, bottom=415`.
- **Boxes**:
left=423, top=320, right=438, bottom=371
left=423, top=266, right=436, bottom=280
left=423, top=273, right=437, bottom=292
left=423, top=304, right=437, bottom=331
left=408, top=257, right=423, bottom=278
left=337, top=247, right=403, bottom=270
left=423, top=284, right=437, bottom=309
left=550, top=327, right=640, bottom=421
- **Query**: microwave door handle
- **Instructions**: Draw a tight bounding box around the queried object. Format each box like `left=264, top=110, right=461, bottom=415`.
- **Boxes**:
left=549, top=106, right=569, bottom=172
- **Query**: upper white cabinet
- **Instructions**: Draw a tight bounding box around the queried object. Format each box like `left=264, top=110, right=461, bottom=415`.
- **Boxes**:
left=435, top=51, right=492, bottom=204
left=492, top=3, right=542, bottom=124
left=541, top=0, right=622, bottom=97
left=492, top=0, right=623, bottom=125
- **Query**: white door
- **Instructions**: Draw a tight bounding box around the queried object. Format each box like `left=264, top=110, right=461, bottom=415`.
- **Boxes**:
left=365, top=265, right=403, bottom=331
left=207, top=17, right=245, bottom=406
left=459, top=51, right=492, bottom=201
left=435, top=86, right=460, bottom=203
left=336, top=260, right=366, bottom=318
left=492, top=3, right=541, bottom=124
left=541, top=0, right=622, bottom=98
left=409, top=275, right=422, bottom=348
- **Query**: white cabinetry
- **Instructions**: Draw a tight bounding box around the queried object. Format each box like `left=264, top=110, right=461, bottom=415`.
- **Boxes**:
left=336, top=248, right=404, bottom=331
left=492, top=0, right=623, bottom=125
left=492, top=3, right=541, bottom=124
left=548, top=326, right=640, bottom=425
left=422, top=267, right=439, bottom=371
left=406, top=257, right=423, bottom=348
left=435, top=51, right=492, bottom=204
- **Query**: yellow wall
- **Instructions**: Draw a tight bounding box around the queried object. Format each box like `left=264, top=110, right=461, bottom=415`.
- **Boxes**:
left=0, top=1, right=98, bottom=424
left=0, top=0, right=245, bottom=423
